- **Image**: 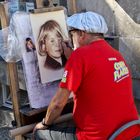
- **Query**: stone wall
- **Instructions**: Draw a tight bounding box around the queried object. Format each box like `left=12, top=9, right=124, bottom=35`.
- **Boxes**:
left=117, top=0, right=140, bottom=24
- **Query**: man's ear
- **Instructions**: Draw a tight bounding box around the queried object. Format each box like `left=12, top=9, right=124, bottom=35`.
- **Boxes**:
left=79, top=31, right=86, bottom=40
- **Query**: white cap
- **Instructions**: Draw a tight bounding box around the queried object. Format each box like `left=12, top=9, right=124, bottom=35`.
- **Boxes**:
left=67, top=11, right=108, bottom=34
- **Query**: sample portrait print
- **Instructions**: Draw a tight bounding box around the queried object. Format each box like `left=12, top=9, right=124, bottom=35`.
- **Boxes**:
left=30, top=8, right=70, bottom=84
left=25, top=37, right=36, bottom=52
left=38, top=20, right=67, bottom=69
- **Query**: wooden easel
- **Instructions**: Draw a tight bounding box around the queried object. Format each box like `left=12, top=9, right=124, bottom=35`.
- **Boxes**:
left=34, top=0, right=77, bottom=14
left=0, top=3, right=22, bottom=140
left=70, top=0, right=77, bottom=13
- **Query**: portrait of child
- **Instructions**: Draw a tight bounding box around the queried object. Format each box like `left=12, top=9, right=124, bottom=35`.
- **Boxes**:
left=30, top=8, right=72, bottom=84
left=25, top=37, right=36, bottom=52
left=38, top=20, right=68, bottom=69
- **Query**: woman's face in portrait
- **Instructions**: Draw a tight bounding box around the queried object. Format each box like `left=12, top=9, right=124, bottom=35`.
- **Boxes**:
left=27, top=40, right=34, bottom=49
left=44, top=30, right=63, bottom=59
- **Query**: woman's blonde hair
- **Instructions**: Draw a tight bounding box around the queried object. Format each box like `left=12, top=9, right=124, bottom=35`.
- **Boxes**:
left=38, top=20, right=67, bottom=56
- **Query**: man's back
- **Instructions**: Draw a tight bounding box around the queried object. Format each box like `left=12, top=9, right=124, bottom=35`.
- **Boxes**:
left=61, top=39, right=139, bottom=140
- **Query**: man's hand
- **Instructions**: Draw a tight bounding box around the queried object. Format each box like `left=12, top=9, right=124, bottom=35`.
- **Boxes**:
left=32, top=88, right=71, bottom=139
left=62, top=41, right=73, bottom=59
left=33, top=122, right=47, bottom=134
left=32, top=122, right=48, bottom=140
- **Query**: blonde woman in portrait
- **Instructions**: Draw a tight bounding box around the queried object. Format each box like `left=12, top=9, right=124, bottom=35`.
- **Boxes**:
left=38, top=20, right=72, bottom=70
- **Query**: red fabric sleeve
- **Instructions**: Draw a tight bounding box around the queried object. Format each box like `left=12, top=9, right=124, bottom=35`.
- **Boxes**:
left=59, top=52, right=83, bottom=93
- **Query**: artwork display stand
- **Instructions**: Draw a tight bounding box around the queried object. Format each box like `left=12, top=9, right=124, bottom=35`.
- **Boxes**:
left=0, top=0, right=77, bottom=139
left=0, top=3, right=23, bottom=140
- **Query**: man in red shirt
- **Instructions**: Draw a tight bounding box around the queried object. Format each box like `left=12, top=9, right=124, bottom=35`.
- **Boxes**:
left=34, top=12, right=140, bottom=140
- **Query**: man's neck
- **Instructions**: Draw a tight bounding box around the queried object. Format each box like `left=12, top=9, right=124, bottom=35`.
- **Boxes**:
left=86, top=33, right=104, bottom=44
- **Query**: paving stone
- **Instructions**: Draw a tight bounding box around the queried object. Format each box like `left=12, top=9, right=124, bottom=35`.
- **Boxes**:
left=0, top=127, right=14, bottom=140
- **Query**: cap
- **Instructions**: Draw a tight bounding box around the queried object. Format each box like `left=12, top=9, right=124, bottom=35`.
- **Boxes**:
left=67, top=11, right=108, bottom=34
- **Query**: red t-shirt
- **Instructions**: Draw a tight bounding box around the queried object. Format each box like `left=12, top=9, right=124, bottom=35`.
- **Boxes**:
left=60, top=40, right=140, bottom=140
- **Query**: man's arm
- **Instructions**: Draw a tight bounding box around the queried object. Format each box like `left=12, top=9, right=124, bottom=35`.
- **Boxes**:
left=43, top=87, right=71, bottom=125
left=33, top=87, right=71, bottom=131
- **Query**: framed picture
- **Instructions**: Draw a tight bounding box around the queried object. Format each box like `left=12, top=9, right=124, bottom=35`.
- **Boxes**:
left=30, top=7, right=69, bottom=84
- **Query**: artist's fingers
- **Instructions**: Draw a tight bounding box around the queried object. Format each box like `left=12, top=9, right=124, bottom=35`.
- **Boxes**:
left=33, top=123, right=41, bottom=134
left=32, top=122, right=47, bottom=140
left=33, top=122, right=47, bottom=134
left=33, top=127, right=36, bottom=134
left=32, top=124, right=40, bottom=139
left=62, top=42, right=73, bottom=59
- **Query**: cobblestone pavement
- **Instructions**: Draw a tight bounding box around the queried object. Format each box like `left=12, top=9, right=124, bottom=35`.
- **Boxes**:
left=0, top=127, right=14, bottom=140
left=0, top=107, right=15, bottom=140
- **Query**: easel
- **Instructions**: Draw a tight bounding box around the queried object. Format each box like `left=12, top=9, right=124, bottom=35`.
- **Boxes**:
left=0, top=3, right=22, bottom=140
left=0, top=0, right=77, bottom=139
left=34, top=0, right=77, bottom=14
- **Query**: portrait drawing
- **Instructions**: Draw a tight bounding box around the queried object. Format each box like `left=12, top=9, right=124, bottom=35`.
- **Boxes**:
left=30, top=8, right=70, bottom=84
